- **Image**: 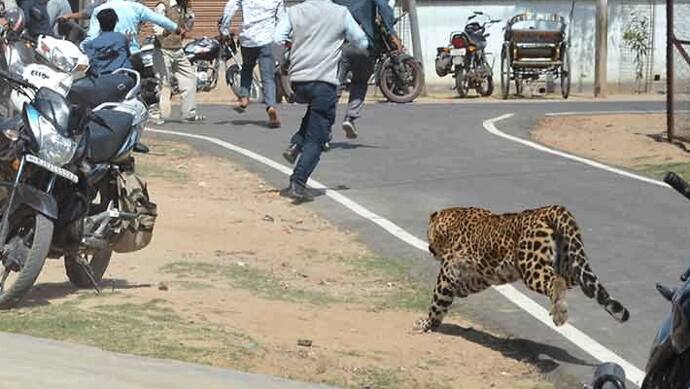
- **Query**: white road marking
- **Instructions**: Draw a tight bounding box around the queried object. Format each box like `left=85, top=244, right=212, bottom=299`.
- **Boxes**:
left=148, top=127, right=645, bottom=386
left=544, top=110, right=666, bottom=117
left=485, top=113, right=667, bottom=188
left=484, top=114, right=666, bottom=385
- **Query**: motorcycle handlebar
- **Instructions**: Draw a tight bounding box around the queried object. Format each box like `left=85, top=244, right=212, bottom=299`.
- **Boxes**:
left=0, top=69, right=36, bottom=91
left=664, top=172, right=690, bottom=201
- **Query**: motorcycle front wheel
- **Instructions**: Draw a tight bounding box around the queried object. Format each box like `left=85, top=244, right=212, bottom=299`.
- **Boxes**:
left=379, top=57, right=424, bottom=103
left=226, top=64, right=264, bottom=104
left=0, top=212, right=53, bottom=309
left=64, top=249, right=112, bottom=288
left=477, top=75, right=494, bottom=97
left=641, top=349, right=690, bottom=389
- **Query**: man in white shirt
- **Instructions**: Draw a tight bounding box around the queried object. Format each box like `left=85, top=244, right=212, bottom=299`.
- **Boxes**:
left=220, top=0, right=284, bottom=128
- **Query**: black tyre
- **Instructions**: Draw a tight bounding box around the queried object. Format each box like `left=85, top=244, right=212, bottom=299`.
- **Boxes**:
left=379, top=57, right=424, bottom=103
left=515, top=79, right=524, bottom=96
left=477, top=75, right=494, bottom=97
left=226, top=64, right=263, bottom=103
left=561, top=44, right=571, bottom=99
left=0, top=213, right=53, bottom=309
left=642, top=350, right=690, bottom=389
left=454, top=67, right=469, bottom=98
left=500, top=44, right=510, bottom=99
left=64, top=249, right=112, bottom=288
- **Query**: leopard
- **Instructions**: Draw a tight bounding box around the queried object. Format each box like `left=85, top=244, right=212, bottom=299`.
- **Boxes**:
left=415, top=205, right=630, bottom=332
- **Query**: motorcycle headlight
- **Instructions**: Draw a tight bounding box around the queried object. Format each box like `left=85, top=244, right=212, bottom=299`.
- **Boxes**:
left=24, top=105, right=77, bottom=166
left=50, top=47, right=77, bottom=73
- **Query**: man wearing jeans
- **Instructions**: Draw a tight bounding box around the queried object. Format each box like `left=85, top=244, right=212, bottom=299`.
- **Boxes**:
left=274, top=0, right=367, bottom=202
left=221, top=0, right=284, bottom=128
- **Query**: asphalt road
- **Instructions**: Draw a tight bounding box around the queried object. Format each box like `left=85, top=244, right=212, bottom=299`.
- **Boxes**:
left=153, top=99, right=677, bottom=387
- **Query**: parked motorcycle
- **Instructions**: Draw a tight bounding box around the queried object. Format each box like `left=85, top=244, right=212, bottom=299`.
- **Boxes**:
left=435, top=11, right=501, bottom=98
left=0, top=67, right=156, bottom=307
left=369, top=11, right=424, bottom=103
left=587, top=172, right=690, bottom=389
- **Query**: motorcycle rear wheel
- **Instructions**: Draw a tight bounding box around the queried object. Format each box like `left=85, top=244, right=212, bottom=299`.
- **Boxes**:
left=226, top=64, right=263, bottom=104
left=454, top=68, right=469, bottom=98
left=64, top=249, right=112, bottom=288
left=641, top=349, right=690, bottom=389
left=379, top=57, right=424, bottom=103
left=0, top=212, right=53, bottom=309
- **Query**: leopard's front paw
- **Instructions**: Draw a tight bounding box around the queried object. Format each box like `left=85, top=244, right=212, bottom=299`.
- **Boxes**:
left=413, top=318, right=439, bottom=333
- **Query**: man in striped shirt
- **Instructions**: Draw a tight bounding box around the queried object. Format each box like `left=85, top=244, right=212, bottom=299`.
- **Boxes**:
left=221, top=0, right=284, bottom=128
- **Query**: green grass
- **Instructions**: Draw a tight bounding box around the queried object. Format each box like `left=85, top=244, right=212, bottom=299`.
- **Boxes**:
left=354, top=257, right=433, bottom=312
left=160, top=261, right=337, bottom=305
left=0, top=299, right=260, bottom=369
left=635, top=161, right=690, bottom=182
left=137, top=160, right=189, bottom=182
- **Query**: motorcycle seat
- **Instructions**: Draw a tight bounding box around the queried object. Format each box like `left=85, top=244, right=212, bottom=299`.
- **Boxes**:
left=84, top=109, right=133, bottom=163
left=68, top=73, right=135, bottom=109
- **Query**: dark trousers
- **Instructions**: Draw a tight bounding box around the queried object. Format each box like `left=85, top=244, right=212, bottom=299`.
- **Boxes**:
left=338, top=44, right=376, bottom=121
left=289, top=81, right=337, bottom=188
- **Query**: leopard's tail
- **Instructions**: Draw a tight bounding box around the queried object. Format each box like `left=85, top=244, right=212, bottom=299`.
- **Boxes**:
left=549, top=206, right=630, bottom=323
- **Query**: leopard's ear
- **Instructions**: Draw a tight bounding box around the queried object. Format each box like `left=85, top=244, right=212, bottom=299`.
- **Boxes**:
left=430, top=211, right=439, bottom=221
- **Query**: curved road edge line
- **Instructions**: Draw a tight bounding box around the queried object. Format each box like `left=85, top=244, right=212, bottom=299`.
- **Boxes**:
left=484, top=113, right=667, bottom=188
left=147, top=127, right=645, bottom=387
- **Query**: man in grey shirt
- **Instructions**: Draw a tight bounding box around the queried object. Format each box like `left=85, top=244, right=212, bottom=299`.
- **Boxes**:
left=274, top=0, right=367, bottom=202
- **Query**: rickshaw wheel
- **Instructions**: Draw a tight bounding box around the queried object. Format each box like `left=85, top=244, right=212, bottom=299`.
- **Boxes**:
left=561, top=44, right=571, bottom=99
left=500, top=44, right=510, bottom=99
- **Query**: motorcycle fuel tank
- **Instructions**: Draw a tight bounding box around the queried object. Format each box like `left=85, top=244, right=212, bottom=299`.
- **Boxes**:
left=183, top=37, right=220, bottom=62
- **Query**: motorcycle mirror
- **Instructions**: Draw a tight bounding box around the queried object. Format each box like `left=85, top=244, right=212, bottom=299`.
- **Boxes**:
left=474, top=11, right=484, bottom=15
left=656, top=283, right=677, bottom=302
left=468, top=14, right=477, bottom=20
left=491, top=19, right=502, bottom=23
left=682, top=266, right=690, bottom=282
left=591, top=362, right=626, bottom=389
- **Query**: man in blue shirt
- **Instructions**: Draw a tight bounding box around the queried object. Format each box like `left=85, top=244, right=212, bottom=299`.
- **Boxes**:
left=83, top=8, right=131, bottom=75
left=274, top=0, right=367, bottom=202
left=20, top=0, right=52, bottom=37
left=81, top=0, right=182, bottom=54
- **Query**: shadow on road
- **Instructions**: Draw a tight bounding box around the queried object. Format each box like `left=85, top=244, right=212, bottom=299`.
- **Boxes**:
left=328, top=142, right=386, bottom=151
left=21, top=279, right=153, bottom=308
left=213, top=120, right=273, bottom=129
left=436, top=323, right=595, bottom=373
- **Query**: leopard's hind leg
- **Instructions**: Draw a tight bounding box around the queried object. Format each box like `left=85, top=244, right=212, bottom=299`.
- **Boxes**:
left=517, top=233, right=570, bottom=326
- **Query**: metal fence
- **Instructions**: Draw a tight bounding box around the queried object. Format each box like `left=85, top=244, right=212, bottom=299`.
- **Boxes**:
left=668, top=0, right=690, bottom=140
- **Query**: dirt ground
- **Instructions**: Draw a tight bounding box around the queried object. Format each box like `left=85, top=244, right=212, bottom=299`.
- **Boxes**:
left=0, top=139, right=553, bottom=389
left=534, top=114, right=690, bottom=179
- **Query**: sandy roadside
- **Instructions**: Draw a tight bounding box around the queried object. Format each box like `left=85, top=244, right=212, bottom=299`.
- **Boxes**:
left=0, top=139, right=554, bottom=389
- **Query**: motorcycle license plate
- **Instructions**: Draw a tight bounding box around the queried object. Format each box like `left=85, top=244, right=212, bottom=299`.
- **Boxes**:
left=25, top=155, right=78, bottom=183
left=450, top=48, right=466, bottom=56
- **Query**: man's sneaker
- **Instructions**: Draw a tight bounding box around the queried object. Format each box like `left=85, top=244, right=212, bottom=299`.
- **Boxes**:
left=280, top=182, right=312, bottom=203
left=236, top=97, right=249, bottom=112
left=267, top=107, right=281, bottom=128
left=151, top=117, right=164, bottom=126
left=282, top=144, right=300, bottom=164
left=342, top=120, right=358, bottom=139
left=183, top=114, right=206, bottom=123
left=322, top=142, right=331, bottom=152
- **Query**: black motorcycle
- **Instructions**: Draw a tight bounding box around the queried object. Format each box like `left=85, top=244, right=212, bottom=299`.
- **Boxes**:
left=435, top=11, right=501, bottom=98
left=0, top=69, right=156, bottom=307
left=589, top=172, right=690, bottom=389
left=342, top=12, right=424, bottom=104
